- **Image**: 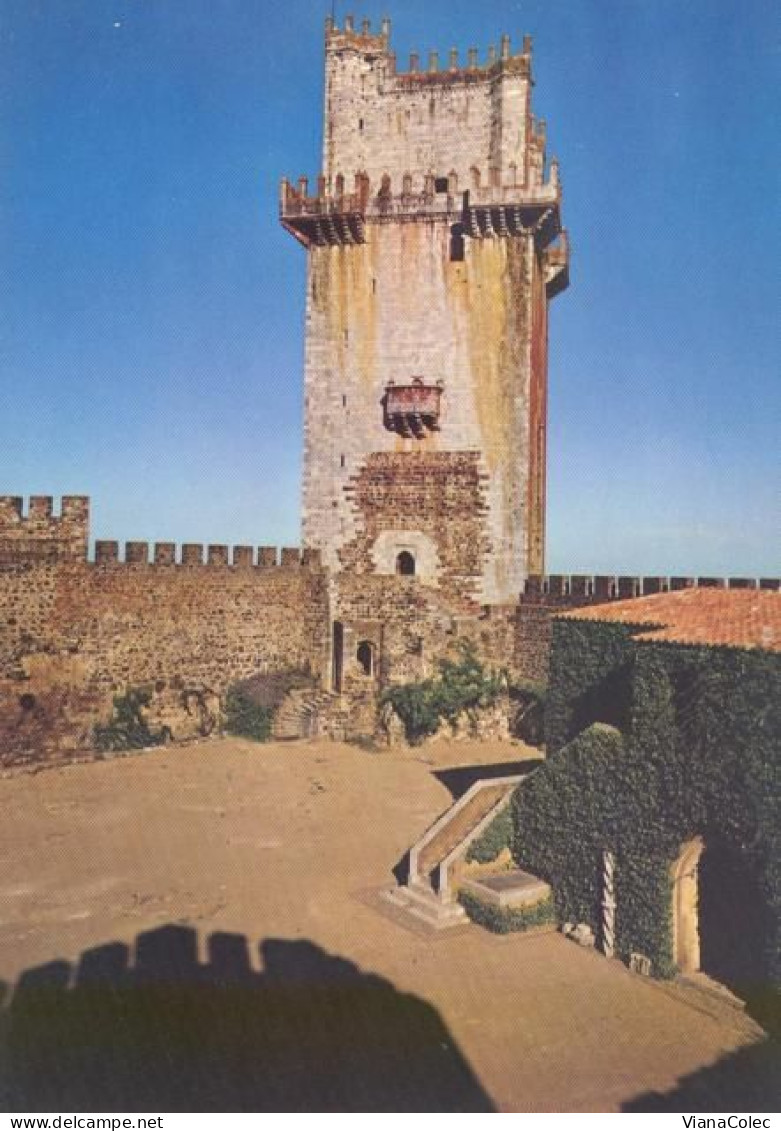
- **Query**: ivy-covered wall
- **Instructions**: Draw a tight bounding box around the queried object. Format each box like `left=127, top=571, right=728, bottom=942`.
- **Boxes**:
left=513, top=618, right=781, bottom=989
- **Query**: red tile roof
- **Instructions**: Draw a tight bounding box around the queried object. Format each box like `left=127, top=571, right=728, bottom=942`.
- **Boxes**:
left=560, top=588, right=780, bottom=652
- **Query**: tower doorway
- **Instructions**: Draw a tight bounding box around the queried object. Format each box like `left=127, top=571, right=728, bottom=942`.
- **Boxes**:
left=332, top=621, right=344, bottom=693
left=396, top=550, right=415, bottom=576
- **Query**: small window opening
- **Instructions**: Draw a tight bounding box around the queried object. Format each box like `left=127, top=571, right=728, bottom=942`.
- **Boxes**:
left=372, top=277, right=377, bottom=294
left=340, top=454, right=345, bottom=468
left=396, top=550, right=416, bottom=576
left=450, top=223, right=465, bottom=262
left=434, top=176, right=449, bottom=194
left=19, top=693, right=36, bottom=712
left=359, top=118, right=364, bottom=131
left=342, top=394, right=347, bottom=407
left=357, top=641, right=375, bottom=677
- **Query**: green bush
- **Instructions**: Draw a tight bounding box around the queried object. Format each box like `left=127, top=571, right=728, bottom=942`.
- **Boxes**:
left=513, top=620, right=781, bottom=985
left=466, top=805, right=514, bottom=864
left=381, top=642, right=506, bottom=744
left=94, top=687, right=170, bottom=752
left=509, top=679, right=547, bottom=745
left=222, top=683, right=273, bottom=741
left=459, top=890, right=555, bottom=934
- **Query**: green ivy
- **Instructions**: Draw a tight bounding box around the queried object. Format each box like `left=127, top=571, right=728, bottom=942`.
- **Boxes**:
left=513, top=620, right=781, bottom=988
left=222, top=683, right=273, bottom=742
left=466, top=806, right=513, bottom=864
left=458, top=890, right=555, bottom=934
left=94, top=687, right=170, bottom=752
left=381, top=642, right=506, bottom=745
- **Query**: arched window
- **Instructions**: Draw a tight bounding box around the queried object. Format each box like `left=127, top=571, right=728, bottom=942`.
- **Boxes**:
left=356, top=641, right=375, bottom=677
left=396, top=551, right=416, bottom=576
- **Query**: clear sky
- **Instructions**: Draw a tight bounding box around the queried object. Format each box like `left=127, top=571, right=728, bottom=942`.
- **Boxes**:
left=0, top=0, right=778, bottom=575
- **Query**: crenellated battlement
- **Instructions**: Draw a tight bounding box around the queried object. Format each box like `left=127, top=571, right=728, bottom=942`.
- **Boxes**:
left=520, top=574, right=780, bottom=606
left=92, top=541, right=322, bottom=570
left=280, top=169, right=563, bottom=249
left=0, top=495, right=89, bottom=563
left=324, top=14, right=532, bottom=83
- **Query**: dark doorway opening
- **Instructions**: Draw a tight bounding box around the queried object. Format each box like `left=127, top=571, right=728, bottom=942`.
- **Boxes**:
left=698, top=837, right=766, bottom=994
left=332, top=621, right=344, bottom=693
left=357, top=641, right=375, bottom=678
left=396, top=551, right=415, bottom=577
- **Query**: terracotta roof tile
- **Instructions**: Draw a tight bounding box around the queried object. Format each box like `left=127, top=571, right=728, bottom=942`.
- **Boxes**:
left=559, top=588, right=780, bottom=652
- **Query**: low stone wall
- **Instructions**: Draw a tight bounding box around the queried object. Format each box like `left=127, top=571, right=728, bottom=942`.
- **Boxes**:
left=0, top=559, right=329, bottom=766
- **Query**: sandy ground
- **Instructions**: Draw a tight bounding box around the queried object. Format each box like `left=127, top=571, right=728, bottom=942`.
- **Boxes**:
left=0, top=738, right=773, bottom=1112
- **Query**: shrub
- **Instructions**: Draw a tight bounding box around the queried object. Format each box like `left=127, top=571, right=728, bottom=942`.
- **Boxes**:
left=381, top=642, right=506, bottom=744
left=222, top=683, right=273, bottom=741
left=459, top=890, right=555, bottom=934
left=509, top=678, right=546, bottom=745
left=466, top=805, right=514, bottom=864
left=94, top=687, right=170, bottom=752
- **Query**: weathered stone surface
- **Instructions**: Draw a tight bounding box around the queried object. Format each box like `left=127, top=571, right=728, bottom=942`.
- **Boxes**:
left=292, top=21, right=567, bottom=604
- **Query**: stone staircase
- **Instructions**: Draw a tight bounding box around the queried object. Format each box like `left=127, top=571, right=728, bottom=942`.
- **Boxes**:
left=384, top=774, right=522, bottom=930
left=271, top=687, right=345, bottom=740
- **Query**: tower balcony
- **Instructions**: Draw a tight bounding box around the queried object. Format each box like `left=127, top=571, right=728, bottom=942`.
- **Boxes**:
left=382, top=379, right=443, bottom=438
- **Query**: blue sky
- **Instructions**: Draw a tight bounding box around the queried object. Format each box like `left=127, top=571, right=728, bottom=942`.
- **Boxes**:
left=0, top=0, right=778, bottom=574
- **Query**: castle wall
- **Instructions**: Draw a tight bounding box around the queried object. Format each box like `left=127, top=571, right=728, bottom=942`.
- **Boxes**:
left=0, top=546, right=329, bottom=766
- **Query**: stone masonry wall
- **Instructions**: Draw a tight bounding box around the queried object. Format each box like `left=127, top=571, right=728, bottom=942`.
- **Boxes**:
left=338, top=451, right=490, bottom=605
left=322, top=22, right=533, bottom=192
left=0, top=554, right=329, bottom=766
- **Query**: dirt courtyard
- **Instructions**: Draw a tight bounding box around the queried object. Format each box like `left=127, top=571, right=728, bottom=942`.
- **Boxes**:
left=0, top=738, right=774, bottom=1112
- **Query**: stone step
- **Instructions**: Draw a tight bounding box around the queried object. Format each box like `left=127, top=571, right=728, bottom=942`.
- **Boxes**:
left=383, top=883, right=468, bottom=930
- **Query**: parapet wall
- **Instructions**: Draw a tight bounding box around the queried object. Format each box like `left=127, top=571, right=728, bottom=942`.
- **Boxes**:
left=0, top=496, right=89, bottom=563
left=93, top=542, right=322, bottom=569
left=520, top=573, right=779, bottom=603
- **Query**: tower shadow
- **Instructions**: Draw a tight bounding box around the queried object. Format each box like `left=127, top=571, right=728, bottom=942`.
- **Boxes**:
left=1, top=925, right=494, bottom=1112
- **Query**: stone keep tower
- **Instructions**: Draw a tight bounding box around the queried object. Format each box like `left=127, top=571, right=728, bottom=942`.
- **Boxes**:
left=281, top=16, right=568, bottom=605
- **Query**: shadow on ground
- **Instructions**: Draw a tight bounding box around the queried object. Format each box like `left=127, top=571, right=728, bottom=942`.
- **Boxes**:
left=434, top=758, right=542, bottom=800
left=623, top=1037, right=780, bottom=1112
left=0, top=925, right=494, bottom=1112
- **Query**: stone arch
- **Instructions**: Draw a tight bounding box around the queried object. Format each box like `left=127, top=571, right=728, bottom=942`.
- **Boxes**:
left=370, top=530, right=440, bottom=583
left=670, top=836, right=704, bottom=974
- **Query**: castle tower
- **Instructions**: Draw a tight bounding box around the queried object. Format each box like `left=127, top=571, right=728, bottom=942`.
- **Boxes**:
left=281, top=16, right=568, bottom=605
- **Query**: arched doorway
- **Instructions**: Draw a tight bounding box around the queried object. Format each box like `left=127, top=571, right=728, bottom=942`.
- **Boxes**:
left=332, top=621, right=344, bottom=694
left=671, top=835, right=766, bottom=994
left=356, top=641, right=375, bottom=678
left=396, top=550, right=415, bottom=576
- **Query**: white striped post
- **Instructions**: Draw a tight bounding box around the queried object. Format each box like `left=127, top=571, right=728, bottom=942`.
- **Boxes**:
left=602, top=849, right=616, bottom=958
